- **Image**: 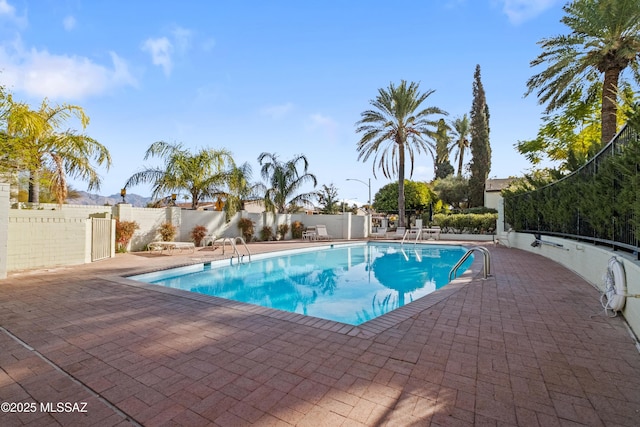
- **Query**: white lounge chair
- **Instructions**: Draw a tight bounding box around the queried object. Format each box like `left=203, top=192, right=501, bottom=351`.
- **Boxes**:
left=302, top=226, right=317, bottom=240
left=370, top=227, right=387, bottom=239
left=148, top=241, right=195, bottom=254
left=423, top=226, right=441, bottom=240
left=316, top=224, right=332, bottom=240
left=391, top=227, right=406, bottom=239
left=202, top=234, right=217, bottom=247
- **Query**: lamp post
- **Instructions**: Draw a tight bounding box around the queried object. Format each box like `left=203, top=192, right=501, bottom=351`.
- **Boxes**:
left=120, top=188, right=126, bottom=204
left=346, top=178, right=372, bottom=235
left=345, top=178, right=371, bottom=208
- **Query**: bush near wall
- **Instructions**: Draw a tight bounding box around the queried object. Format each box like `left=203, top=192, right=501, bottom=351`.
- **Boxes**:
left=432, top=213, right=497, bottom=234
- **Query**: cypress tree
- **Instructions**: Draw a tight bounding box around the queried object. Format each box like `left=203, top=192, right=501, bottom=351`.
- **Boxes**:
left=468, top=64, right=491, bottom=207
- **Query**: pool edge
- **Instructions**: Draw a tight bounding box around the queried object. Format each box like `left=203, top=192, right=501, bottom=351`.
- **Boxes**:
left=104, top=242, right=487, bottom=339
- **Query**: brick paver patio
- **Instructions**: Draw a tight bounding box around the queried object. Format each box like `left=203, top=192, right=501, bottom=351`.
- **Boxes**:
left=1, top=241, right=639, bottom=426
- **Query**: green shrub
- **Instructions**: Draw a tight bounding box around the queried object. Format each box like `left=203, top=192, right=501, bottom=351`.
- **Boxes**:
left=291, top=221, right=304, bottom=239
left=432, top=213, right=497, bottom=234
left=158, top=222, right=177, bottom=241
left=277, top=223, right=290, bottom=240
left=260, top=226, right=274, bottom=241
left=190, top=225, right=208, bottom=246
left=238, top=218, right=255, bottom=242
left=115, top=219, right=139, bottom=253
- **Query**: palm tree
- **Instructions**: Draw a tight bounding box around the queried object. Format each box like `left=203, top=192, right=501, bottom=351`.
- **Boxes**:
left=449, top=115, right=471, bottom=177
left=222, top=162, right=261, bottom=220
left=355, top=80, right=447, bottom=228
left=258, top=152, right=318, bottom=213
left=125, top=141, right=234, bottom=209
left=526, top=0, right=640, bottom=145
left=5, top=98, right=111, bottom=204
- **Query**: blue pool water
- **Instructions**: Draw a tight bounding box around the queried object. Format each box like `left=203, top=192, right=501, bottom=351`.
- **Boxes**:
left=130, top=242, right=472, bottom=325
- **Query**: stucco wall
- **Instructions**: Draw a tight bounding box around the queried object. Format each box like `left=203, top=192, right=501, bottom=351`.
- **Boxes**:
left=8, top=210, right=91, bottom=270
left=3, top=198, right=371, bottom=272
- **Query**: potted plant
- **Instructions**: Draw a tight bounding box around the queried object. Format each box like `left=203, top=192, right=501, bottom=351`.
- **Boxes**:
left=190, top=225, right=208, bottom=246
left=115, top=219, right=139, bottom=253
left=159, top=222, right=177, bottom=241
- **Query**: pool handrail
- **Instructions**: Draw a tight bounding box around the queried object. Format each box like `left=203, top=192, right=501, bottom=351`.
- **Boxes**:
left=449, top=246, right=491, bottom=281
left=215, top=236, right=252, bottom=263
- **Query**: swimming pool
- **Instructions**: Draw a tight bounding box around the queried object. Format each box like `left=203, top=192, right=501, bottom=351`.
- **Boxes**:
left=130, top=242, right=472, bottom=326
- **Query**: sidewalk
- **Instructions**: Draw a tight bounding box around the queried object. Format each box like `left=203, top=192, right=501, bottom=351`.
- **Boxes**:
left=1, top=243, right=639, bottom=426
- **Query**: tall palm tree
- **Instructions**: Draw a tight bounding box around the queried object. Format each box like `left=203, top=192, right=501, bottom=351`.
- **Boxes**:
left=5, top=98, right=111, bottom=204
left=222, top=162, right=261, bottom=220
left=258, top=152, right=318, bottom=213
left=449, top=115, right=471, bottom=177
left=125, top=141, right=234, bottom=209
left=355, top=80, right=447, bottom=228
left=526, top=0, right=640, bottom=145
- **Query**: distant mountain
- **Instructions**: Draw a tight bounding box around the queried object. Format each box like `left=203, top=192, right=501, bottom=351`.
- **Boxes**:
left=67, top=191, right=153, bottom=207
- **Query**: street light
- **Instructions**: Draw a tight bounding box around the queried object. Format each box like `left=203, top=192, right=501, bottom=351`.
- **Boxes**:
left=345, top=178, right=371, bottom=208
left=346, top=178, right=372, bottom=235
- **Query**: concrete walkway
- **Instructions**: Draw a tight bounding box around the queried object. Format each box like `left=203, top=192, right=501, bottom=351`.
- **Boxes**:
left=1, top=242, right=639, bottom=426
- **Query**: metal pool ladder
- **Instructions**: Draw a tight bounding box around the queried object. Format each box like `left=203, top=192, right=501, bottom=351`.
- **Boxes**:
left=449, top=246, right=491, bottom=281
left=216, top=237, right=252, bottom=263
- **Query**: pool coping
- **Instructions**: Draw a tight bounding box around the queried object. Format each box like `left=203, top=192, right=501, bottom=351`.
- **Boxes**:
left=105, top=242, right=487, bottom=339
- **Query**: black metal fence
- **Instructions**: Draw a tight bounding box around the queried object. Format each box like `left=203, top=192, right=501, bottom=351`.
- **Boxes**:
left=504, top=123, right=640, bottom=259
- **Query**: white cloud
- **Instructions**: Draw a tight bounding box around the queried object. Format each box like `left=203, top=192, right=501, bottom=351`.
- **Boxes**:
left=141, top=36, right=173, bottom=76
left=141, top=26, right=200, bottom=76
left=309, top=113, right=337, bottom=129
left=0, top=0, right=26, bottom=28
left=497, top=0, right=559, bottom=25
left=260, top=102, right=294, bottom=119
left=171, top=26, right=192, bottom=53
left=0, top=0, right=15, bottom=16
left=307, top=113, right=339, bottom=143
left=63, top=15, right=76, bottom=31
left=411, top=165, right=433, bottom=181
left=0, top=39, right=137, bottom=100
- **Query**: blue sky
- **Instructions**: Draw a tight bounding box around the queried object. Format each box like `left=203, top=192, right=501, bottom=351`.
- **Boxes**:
left=0, top=0, right=567, bottom=203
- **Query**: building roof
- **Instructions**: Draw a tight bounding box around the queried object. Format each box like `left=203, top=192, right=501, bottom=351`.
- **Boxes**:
left=485, top=178, right=515, bottom=192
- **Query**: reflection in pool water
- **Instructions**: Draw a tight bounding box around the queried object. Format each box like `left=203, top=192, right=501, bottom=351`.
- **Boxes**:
left=131, top=243, right=472, bottom=325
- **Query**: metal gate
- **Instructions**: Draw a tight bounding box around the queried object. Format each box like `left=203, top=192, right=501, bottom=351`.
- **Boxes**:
left=91, top=218, right=113, bottom=261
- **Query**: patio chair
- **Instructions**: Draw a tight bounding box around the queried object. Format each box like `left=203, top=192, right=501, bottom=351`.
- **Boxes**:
left=302, top=226, right=317, bottom=240
left=202, top=234, right=217, bottom=247
left=423, top=226, right=441, bottom=240
left=391, top=227, right=406, bottom=239
left=370, top=227, right=387, bottom=239
left=316, top=224, right=333, bottom=241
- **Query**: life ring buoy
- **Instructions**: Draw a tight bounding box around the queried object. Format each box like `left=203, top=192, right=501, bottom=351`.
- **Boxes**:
left=603, top=257, right=627, bottom=312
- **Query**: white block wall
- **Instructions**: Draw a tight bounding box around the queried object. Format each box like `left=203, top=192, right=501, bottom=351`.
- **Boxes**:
left=2, top=199, right=372, bottom=272
left=8, top=210, right=90, bottom=270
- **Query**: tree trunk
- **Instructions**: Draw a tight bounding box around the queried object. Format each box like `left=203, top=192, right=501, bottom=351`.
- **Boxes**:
left=601, top=67, right=620, bottom=145
left=398, top=143, right=406, bottom=228
left=457, top=147, right=464, bottom=177
left=28, top=168, right=40, bottom=205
